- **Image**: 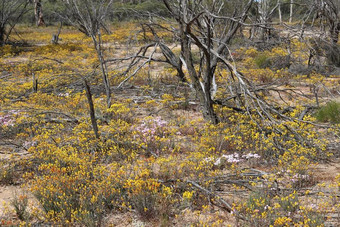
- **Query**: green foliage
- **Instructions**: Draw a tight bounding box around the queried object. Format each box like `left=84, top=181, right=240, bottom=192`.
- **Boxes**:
left=0, top=160, right=24, bottom=186
left=11, top=193, right=30, bottom=221
left=134, top=0, right=168, bottom=16
left=254, top=53, right=272, bottom=68
left=316, top=101, right=340, bottom=124
left=113, top=0, right=169, bottom=20
left=325, top=44, right=340, bottom=67
left=238, top=188, right=324, bottom=226
left=0, top=161, right=15, bottom=185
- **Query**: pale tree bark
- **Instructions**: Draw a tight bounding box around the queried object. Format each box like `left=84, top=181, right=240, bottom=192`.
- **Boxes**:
left=278, top=0, right=282, bottom=24
left=289, top=0, right=294, bottom=23
left=34, top=0, right=44, bottom=26
left=259, top=0, right=269, bottom=39
left=256, top=0, right=279, bottom=41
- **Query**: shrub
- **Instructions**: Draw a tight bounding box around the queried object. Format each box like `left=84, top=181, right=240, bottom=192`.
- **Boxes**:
left=11, top=193, right=29, bottom=221
left=325, top=44, right=340, bottom=67
left=254, top=54, right=272, bottom=68
left=0, top=160, right=21, bottom=185
left=311, top=40, right=340, bottom=67
left=30, top=154, right=123, bottom=225
left=134, top=0, right=169, bottom=16
left=316, top=101, right=340, bottom=123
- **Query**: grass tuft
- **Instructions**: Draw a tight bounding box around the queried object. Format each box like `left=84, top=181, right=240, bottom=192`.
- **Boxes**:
left=316, top=101, right=340, bottom=123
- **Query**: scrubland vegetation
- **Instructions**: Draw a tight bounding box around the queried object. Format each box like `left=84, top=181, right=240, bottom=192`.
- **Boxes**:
left=1, top=0, right=340, bottom=226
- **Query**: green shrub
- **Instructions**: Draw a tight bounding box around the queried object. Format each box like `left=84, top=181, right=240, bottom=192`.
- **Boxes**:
left=11, top=193, right=29, bottom=221
left=316, top=101, right=340, bottom=123
left=325, top=44, right=340, bottom=67
left=254, top=54, right=272, bottom=68
left=0, top=161, right=19, bottom=185
left=134, top=0, right=168, bottom=16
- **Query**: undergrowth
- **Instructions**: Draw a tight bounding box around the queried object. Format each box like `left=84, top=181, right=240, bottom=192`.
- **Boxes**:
left=0, top=26, right=339, bottom=226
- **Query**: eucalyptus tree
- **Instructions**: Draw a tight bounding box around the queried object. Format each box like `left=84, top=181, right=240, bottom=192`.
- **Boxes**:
left=289, top=0, right=294, bottom=23
left=57, top=0, right=114, bottom=107
left=248, top=0, right=281, bottom=40
left=33, top=0, right=44, bottom=26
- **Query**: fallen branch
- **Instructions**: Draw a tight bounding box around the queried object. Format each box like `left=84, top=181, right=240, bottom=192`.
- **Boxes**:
left=187, top=180, right=233, bottom=213
left=0, top=73, right=12, bottom=80
left=33, top=57, right=64, bottom=64
left=35, top=111, right=78, bottom=123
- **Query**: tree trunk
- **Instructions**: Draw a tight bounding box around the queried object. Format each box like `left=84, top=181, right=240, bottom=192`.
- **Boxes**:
left=159, top=42, right=186, bottom=82
left=91, top=32, right=112, bottom=108
left=52, top=22, right=63, bottom=44
left=278, top=0, right=282, bottom=24
left=180, top=22, right=219, bottom=124
left=34, top=0, right=45, bottom=26
left=0, top=26, right=4, bottom=46
left=289, top=0, right=294, bottom=23
left=259, top=0, right=269, bottom=41
left=84, top=79, right=100, bottom=139
left=202, top=86, right=219, bottom=124
left=177, top=60, right=186, bottom=82
left=32, top=73, right=38, bottom=93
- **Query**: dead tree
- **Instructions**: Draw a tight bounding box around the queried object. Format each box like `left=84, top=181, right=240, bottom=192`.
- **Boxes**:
left=308, top=38, right=340, bottom=67
left=301, top=0, right=340, bottom=68
left=113, top=0, right=254, bottom=123
left=249, top=0, right=279, bottom=41
left=313, top=0, right=340, bottom=44
left=57, top=0, right=114, bottom=107
left=111, top=0, right=318, bottom=130
left=157, top=0, right=260, bottom=123
left=51, top=22, right=63, bottom=44
left=115, top=0, right=299, bottom=124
